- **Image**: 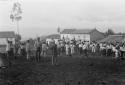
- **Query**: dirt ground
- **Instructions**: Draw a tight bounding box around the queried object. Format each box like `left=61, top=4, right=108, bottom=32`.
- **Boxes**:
left=1, top=54, right=125, bottom=85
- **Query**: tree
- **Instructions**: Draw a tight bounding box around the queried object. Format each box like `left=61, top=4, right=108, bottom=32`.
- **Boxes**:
left=10, top=2, right=22, bottom=35
left=105, top=29, right=115, bottom=36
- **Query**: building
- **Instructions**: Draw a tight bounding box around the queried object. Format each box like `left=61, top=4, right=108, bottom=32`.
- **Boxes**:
left=60, top=28, right=105, bottom=42
left=98, top=35, right=125, bottom=43
left=40, top=34, right=60, bottom=44
left=0, top=31, right=15, bottom=53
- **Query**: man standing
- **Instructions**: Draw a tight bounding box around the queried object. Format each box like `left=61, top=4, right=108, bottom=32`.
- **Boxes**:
left=34, top=37, right=41, bottom=62
left=6, top=40, right=10, bottom=57
left=26, top=40, right=30, bottom=60
left=52, top=42, right=58, bottom=65
left=82, top=43, right=88, bottom=58
left=41, top=42, right=47, bottom=57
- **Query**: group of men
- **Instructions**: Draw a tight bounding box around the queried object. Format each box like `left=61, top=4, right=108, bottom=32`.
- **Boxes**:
left=5, top=37, right=125, bottom=65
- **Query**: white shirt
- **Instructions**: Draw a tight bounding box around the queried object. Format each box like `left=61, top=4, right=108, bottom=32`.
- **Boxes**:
left=112, top=46, right=116, bottom=52
left=65, top=44, right=70, bottom=51
left=82, top=44, right=87, bottom=50
left=42, top=43, right=47, bottom=51
left=6, top=43, right=10, bottom=51
left=79, top=44, right=83, bottom=48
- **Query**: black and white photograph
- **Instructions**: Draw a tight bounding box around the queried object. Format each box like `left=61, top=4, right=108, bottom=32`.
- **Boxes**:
left=1, top=0, right=125, bottom=85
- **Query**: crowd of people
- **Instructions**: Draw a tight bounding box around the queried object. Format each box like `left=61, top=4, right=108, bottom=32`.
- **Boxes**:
left=5, top=37, right=125, bottom=65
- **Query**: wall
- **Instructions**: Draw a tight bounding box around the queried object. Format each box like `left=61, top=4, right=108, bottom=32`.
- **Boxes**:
left=71, top=34, right=90, bottom=41
left=60, top=33, right=90, bottom=42
left=0, top=38, right=15, bottom=45
left=60, top=34, right=72, bottom=39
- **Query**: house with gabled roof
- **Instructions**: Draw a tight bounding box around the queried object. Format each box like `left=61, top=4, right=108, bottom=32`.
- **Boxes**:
left=0, top=31, right=15, bottom=38
left=60, top=28, right=105, bottom=42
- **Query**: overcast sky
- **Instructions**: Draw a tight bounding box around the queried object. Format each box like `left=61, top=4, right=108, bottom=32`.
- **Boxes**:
left=1, top=0, right=125, bottom=39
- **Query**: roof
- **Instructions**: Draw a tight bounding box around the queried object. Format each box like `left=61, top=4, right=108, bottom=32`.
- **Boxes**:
left=41, top=34, right=60, bottom=40
left=0, top=31, right=15, bottom=38
left=61, top=28, right=96, bottom=34
left=71, top=29, right=95, bottom=34
left=61, top=29, right=76, bottom=34
left=46, top=34, right=60, bottom=39
left=98, top=35, right=125, bottom=43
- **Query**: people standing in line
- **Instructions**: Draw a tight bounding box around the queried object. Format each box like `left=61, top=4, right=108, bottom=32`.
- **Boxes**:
left=34, top=37, right=41, bottom=62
